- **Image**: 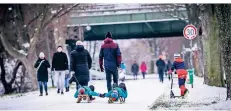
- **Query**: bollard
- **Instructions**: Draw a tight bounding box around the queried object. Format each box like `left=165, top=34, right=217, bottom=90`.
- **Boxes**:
left=187, top=68, right=194, bottom=88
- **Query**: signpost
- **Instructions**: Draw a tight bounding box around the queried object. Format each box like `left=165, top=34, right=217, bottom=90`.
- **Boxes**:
left=183, top=24, right=198, bottom=88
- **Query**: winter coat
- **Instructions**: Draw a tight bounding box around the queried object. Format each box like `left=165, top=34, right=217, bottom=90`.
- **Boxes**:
left=34, top=58, right=50, bottom=82
left=70, top=45, right=92, bottom=84
left=140, top=62, right=147, bottom=73
left=120, top=63, right=126, bottom=70
left=51, top=52, right=68, bottom=71
left=99, top=38, right=122, bottom=71
left=74, top=86, right=99, bottom=98
left=171, top=58, right=186, bottom=71
left=156, top=59, right=166, bottom=70
left=131, top=63, right=139, bottom=73
left=105, top=87, right=128, bottom=99
left=171, top=58, right=187, bottom=79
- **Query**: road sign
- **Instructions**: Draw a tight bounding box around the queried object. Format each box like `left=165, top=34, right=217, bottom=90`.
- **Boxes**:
left=183, top=24, right=198, bottom=40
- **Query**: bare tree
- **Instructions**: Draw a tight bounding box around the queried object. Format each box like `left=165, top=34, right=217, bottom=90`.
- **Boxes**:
left=215, top=4, right=231, bottom=100
left=0, top=4, right=79, bottom=90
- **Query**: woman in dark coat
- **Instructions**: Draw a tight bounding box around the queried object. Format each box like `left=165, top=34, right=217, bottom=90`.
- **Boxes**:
left=70, top=41, right=92, bottom=89
left=34, top=52, right=50, bottom=96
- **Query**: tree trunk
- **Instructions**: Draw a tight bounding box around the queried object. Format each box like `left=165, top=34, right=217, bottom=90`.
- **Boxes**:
left=0, top=57, right=22, bottom=94
left=201, top=5, right=223, bottom=86
left=215, top=4, right=231, bottom=100
left=92, top=41, right=97, bottom=60
left=89, top=41, right=92, bottom=56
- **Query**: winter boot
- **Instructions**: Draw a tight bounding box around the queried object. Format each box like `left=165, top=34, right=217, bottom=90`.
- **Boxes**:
left=57, top=89, right=60, bottom=94
left=183, top=89, right=189, bottom=97
left=61, top=91, right=64, bottom=95
left=66, top=87, right=69, bottom=92
left=39, top=93, right=43, bottom=96
left=89, top=96, right=95, bottom=101
left=46, top=92, right=48, bottom=96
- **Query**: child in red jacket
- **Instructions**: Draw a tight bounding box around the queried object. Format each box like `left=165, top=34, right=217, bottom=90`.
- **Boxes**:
left=169, top=53, right=189, bottom=97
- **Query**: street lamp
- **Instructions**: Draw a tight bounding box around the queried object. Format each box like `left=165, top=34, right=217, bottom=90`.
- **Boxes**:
left=86, top=25, right=91, bottom=31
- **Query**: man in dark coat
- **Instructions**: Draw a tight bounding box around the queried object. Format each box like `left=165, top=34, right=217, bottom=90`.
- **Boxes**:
left=70, top=41, right=92, bottom=89
left=131, top=61, right=139, bottom=80
left=51, top=46, right=68, bottom=95
left=156, top=55, right=166, bottom=83
left=99, top=32, right=122, bottom=92
left=34, top=52, right=50, bottom=96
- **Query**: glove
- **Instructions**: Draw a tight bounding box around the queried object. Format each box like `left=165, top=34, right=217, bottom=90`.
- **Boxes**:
left=99, top=93, right=105, bottom=98
left=100, top=65, right=104, bottom=72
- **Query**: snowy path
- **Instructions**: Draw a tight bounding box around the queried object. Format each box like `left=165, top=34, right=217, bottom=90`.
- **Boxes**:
left=0, top=74, right=168, bottom=110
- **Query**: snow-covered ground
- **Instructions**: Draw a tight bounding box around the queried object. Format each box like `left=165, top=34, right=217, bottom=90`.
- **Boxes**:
left=150, top=75, right=231, bottom=110
left=0, top=74, right=167, bottom=110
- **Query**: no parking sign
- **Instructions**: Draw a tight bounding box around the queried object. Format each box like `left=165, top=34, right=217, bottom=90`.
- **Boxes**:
left=183, top=24, right=198, bottom=40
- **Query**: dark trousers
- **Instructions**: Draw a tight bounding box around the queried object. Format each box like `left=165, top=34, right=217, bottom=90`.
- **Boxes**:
left=38, top=81, right=47, bottom=94
left=105, top=69, right=118, bottom=92
left=178, top=78, right=186, bottom=87
left=142, top=72, right=146, bottom=79
left=158, top=68, right=164, bottom=82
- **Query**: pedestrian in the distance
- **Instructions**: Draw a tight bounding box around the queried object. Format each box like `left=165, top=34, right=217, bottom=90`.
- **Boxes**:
left=140, top=61, right=147, bottom=79
left=52, top=46, right=69, bottom=95
left=166, top=60, right=172, bottom=80
left=34, top=52, right=50, bottom=96
left=156, top=55, right=166, bottom=83
left=131, top=61, right=139, bottom=80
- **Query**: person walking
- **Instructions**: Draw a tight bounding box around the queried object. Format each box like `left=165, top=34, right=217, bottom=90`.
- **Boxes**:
left=99, top=32, right=122, bottom=92
left=34, top=52, right=50, bottom=96
left=166, top=60, right=172, bottom=80
left=51, top=46, right=68, bottom=95
left=131, top=61, right=139, bottom=80
left=140, top=61, right=147, bottom=79
left=156, top=55, right=166, bottom=83
left=70, top=41, right=92, bottom=89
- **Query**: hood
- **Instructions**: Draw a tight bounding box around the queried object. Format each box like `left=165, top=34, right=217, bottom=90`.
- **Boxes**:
left=174, top=58, right=184, bottom=62
left=75, top=45, right=85, bottom=52
left=104, top=38, right=113, bottom=44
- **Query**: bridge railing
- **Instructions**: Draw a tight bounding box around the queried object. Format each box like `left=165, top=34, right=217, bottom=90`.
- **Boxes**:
left=71, top=4, right=186, bottom=17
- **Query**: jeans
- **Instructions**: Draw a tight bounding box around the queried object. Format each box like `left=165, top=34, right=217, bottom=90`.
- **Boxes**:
left=38, top=81, right=47, bottom=94
left=65, top=74, right=71, bottom=88
left=54, top=71, right=66, bottom=92
left=105, top=69, right=118, bottom=92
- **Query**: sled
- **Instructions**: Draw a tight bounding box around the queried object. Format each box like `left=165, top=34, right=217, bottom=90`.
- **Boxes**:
left=108, top=97, right=125, bottom=104
left=77, top=94, right=91, bottom=103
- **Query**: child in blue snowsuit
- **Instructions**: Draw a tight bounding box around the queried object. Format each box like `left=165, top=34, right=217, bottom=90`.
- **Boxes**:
left=74, top=85, right=100, bottom=101
left=100, top=83, right=127, bottom=103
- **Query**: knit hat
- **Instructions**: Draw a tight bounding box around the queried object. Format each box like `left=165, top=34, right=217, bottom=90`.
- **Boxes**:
left=105, top=32, right=112, bottom=38
left=39, top=52, right=45, bottom=58
left=76, top=40, right=84, bottom=45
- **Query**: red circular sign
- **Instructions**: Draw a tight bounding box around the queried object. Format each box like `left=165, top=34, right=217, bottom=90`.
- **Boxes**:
left=183, top=24, right=198, bottom=40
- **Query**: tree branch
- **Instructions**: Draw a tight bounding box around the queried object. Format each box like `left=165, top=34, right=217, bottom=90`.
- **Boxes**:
left=43, top=4, right=80, bottom=28
left=0, top=28, right=26, bottom=60
left=27, top=12, right=43, bottom=26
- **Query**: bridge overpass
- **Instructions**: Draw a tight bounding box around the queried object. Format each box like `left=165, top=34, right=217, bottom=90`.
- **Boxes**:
left=67, top=4, right=189, bottom=41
